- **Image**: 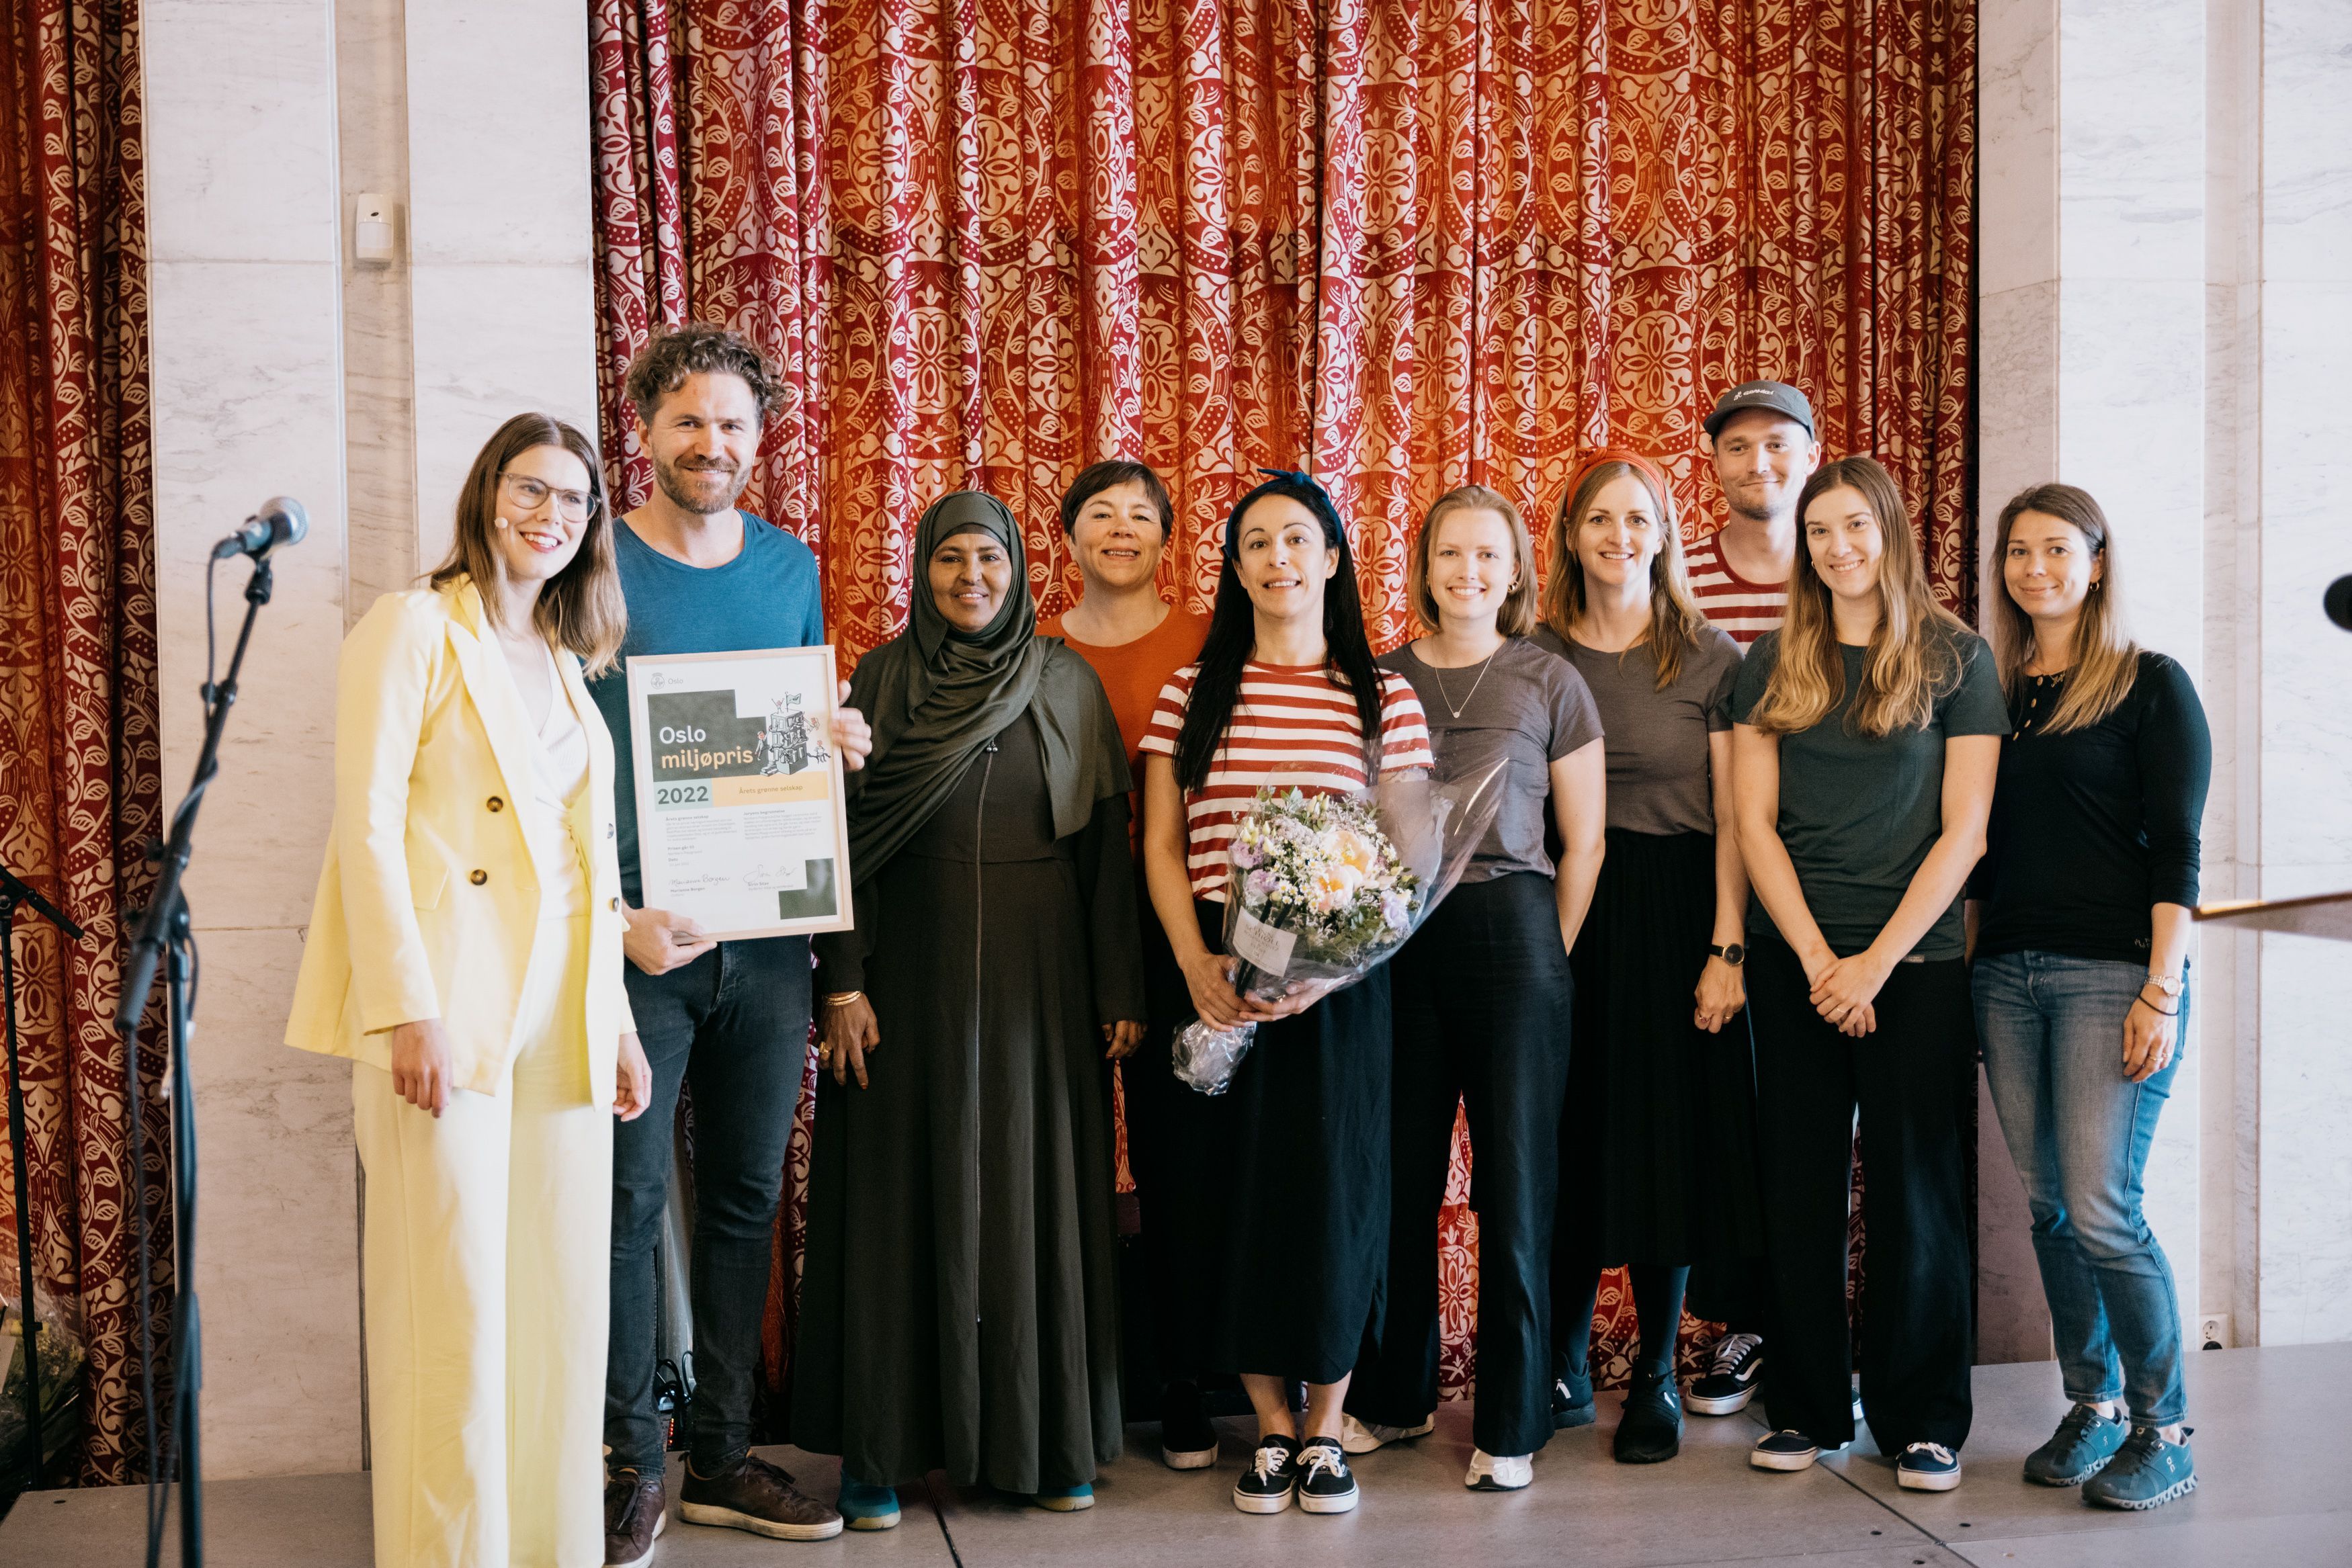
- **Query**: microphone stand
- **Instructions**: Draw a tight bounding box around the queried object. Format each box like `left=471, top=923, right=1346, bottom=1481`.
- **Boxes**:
left=118, top=552, right=277, bottom=1568
left=2, top=862, right=81, bottom=1495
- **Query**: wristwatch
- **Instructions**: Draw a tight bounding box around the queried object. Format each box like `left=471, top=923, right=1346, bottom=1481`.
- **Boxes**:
left=1709, top=943, right=1746, bottom=966
left=2144, top=973, right=2182, bottom=998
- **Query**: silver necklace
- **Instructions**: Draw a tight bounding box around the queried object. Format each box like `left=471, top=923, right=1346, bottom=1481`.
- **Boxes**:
left=1430, top=648, right=1499, bottom=720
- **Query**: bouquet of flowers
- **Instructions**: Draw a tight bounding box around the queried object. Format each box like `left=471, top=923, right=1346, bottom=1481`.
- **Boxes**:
left=1171, top=760, right=1506, bottom=1094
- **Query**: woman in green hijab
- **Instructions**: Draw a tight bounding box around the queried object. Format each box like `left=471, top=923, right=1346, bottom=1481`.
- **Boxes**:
left=797, top=490, right=1145, bottom=1524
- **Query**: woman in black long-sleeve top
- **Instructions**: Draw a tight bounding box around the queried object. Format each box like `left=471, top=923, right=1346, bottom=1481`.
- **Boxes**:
left=1970, top=483, right=2212, bottom=1512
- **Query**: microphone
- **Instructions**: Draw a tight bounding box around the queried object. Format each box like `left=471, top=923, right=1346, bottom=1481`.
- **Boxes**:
left=2326, top=574, right=2352, bottom=631
left=210, top=496, right=308, bottom=561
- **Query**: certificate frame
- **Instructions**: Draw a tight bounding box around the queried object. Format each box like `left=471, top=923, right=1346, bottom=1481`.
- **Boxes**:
left=624, top=644, right=855, bottom=940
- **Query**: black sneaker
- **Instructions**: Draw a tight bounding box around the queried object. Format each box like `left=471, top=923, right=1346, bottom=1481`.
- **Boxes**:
left=1161, top=1380, right=1218, bottom=1470
left=1233, top=1434, right=1299, bottom=1514
left=1553, top=1369, right=1597, bottom=1429
left=1750, top=1429, right=1824, bottom=1471
left=1613, top=1367, right=1683, bottom=1463
left=1687, top=1332, right=1763, bottom=1415
left=1295, top=1438, right=1359, bottom=1515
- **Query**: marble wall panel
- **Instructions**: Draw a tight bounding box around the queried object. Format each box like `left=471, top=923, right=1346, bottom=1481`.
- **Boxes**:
left=145, top=0, right=362, bottom=1479
left=1977, top=0, right=2059, bottom=299
left=406, top=263, right=601, bottom=568
left=2057, top=0, right=2208, bottom=282
left=339, top=0, right=421, bottom=621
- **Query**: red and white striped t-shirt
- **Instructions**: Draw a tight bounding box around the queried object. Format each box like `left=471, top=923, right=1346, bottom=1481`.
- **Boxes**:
left=1140, top=662, right=1434, bottom=902
left=1682, top=527, right=1790, bottom=646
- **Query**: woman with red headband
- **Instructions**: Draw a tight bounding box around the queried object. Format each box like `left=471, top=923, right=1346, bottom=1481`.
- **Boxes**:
left=1534, top=449, right=1758, bottom=1465
left=1337, top=485, right=1606, bottom=1493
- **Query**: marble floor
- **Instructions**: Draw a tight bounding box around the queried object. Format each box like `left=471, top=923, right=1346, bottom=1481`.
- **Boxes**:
left=4, top=1344, right=2343, bottom=1567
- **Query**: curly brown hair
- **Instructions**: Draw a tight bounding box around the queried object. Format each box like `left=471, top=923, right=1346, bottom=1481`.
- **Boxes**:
left=624, top=322, right=785, bottom=429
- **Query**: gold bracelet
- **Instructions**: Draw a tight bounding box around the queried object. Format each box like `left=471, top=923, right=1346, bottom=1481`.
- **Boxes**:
left=822, top=990, right=865, bottom=1010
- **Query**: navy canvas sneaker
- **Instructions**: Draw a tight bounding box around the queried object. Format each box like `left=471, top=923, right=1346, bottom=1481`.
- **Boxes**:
left=2023, top=1403, right=2128, bottom=1487
left=1749, top=1430, right=1823, bottom=1471
left=2083, top=1426, right=2197, bottom=1510
left=1896, top=1441, right=1962, bottom=1491
left=1688, top=1333, right=1764, bottom=1415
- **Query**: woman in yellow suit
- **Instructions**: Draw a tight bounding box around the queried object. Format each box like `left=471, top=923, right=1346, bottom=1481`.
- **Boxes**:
left=286, top=412, right=653, bottom=1567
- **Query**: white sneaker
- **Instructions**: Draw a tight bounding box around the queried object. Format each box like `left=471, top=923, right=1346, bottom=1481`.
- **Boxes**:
left=1464, top=1449, right=1532, bottom=1491
left=1338, top=1411, right=1434, bottom=1454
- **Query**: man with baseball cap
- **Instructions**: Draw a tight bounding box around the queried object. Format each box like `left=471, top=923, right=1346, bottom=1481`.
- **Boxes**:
left=1681, top=380, right=1824, bottom=645
left=1678, top=379, right=1822, bottom=1426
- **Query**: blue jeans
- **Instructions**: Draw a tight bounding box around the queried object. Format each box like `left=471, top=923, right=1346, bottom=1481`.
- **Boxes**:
left=1973, top=951, right=2187, bottom=1426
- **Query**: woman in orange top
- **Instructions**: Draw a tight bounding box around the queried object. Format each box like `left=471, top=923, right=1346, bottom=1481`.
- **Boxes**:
left=1037, top=461, right=1215, bottom=1465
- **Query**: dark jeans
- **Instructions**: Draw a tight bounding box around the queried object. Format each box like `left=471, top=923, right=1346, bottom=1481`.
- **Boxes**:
left=1749, top=939, right=1974, bottom=1452
left=606, top=935, right=812, bottom=1475
left=1347, top=873, right=1572, bottom=1457
left=1974, top=951, right=2189, bottom=1425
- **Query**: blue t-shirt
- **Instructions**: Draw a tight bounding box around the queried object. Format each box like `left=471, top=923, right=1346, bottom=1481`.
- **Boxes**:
left=588, top=514, right=826, bottom=904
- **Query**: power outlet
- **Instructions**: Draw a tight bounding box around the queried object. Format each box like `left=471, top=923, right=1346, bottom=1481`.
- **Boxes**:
left=2197, top=1313, right=2231, bottom=1350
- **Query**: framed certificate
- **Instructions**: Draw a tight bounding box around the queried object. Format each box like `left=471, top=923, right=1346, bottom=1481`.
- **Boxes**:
left=624, top=646, right=855, bottom=939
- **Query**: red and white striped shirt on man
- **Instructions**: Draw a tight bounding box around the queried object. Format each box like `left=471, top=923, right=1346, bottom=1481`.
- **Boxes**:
left=1140, top=662, right=1434, bottom=902
left=1681, top=527, right=1790, bottom=646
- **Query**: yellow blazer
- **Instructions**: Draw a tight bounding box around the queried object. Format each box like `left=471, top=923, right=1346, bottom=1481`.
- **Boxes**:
left=286, top=578, right=634, bottom=1105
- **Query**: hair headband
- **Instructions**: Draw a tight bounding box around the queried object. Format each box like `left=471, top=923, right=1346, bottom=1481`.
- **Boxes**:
left=1560, top=447, right=1677, bottom=528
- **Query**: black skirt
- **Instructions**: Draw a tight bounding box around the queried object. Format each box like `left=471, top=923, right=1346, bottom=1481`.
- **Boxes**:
left=1152, top=898, right=1393, bottom=1385
left=1560, top=828, right=1765, bottom=1267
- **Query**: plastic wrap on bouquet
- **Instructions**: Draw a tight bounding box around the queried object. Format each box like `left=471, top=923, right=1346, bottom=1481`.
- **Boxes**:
left=1171, top=760, right=1507, bottom=1094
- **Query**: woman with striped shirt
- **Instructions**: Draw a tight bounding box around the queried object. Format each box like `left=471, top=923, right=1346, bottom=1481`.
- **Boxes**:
left=1140, top=470, right=1433, bottom=1518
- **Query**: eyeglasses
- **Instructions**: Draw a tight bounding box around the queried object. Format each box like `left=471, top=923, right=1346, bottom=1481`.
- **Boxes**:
left=499, top=470, right=594, bottom=523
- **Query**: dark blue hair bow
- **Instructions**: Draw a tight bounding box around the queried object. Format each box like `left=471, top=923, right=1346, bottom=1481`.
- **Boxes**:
left=1224, top=466, right=1347, bottom=556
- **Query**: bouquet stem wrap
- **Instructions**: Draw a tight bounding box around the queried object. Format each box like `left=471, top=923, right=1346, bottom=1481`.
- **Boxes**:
left=1171, top=760, right=1507, bottom=1094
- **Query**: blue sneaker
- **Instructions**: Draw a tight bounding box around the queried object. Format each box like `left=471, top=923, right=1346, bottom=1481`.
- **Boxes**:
left=837, top=1476, right=901, bottom=1530
left=1896, top=1441, right=1963, bottom=1491
left=2024, top=1403, right=2128, bottom=1487
left=2083, top=1426, right=2197, bottom=1511
left=1033, top=1483, right=1094, bottom=1512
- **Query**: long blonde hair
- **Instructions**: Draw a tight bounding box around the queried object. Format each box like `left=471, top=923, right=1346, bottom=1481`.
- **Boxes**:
left=1747, top=455, right=1964, bottom=738
left=1985, top=482, right=2138, bottom=731
left=1409, top=484, right=1540, bottom=638
left=428, top=412, right=628, bottom=674
left=1542, top=457, right=1710, bottom=688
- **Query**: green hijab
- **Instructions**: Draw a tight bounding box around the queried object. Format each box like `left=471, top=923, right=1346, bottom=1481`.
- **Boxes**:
left=843, top=490, right=1129, bottom=881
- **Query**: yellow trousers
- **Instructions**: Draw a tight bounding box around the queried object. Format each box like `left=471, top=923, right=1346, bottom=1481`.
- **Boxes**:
left=355, top=914, right=610, bottom=1568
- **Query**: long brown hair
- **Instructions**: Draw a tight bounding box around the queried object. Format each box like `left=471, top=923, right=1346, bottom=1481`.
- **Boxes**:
left=1409, top=484, right=1540, bottom=638
left=428, top=412, right=628, bottom=674
left=1747, top=455, right=1963, bottom=738
left=1985, top=483, right=2138, bottom=732
left=1542, top=455, right=1710, bottom=687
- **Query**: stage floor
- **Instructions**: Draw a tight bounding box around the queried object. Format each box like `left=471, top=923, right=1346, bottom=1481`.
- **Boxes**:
left=5, top=1344, right=2345, bottom=1567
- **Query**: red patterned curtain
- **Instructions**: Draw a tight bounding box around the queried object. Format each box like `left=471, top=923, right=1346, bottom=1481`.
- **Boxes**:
left=0, top=0, right=163, bottom=1486
left=592, top=0, right=1972, bottom=1401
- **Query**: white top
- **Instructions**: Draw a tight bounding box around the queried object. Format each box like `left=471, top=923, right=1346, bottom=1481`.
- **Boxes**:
left=523, top=642, right=591, bottom=916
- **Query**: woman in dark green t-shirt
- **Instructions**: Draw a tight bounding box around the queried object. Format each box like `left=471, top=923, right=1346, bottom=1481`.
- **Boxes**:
left=1729, top=456, right=2006, bottom=1492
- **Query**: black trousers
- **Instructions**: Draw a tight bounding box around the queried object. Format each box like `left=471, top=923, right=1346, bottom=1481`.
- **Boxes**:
left=1749, top=939, right=1974, bottom=1452
left=1347, top=873, right=1572, bottom=1456
left=607, top=935, right=811, bottom=1473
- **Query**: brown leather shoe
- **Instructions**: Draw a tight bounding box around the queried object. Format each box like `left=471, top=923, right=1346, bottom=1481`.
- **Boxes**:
left=678, top=1452, right=845, bottom=1540
left=604, top=1468, right=666, bottom=1567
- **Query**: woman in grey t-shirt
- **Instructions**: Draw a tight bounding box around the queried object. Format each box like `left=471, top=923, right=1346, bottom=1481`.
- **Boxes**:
left=1533, top=447, right=1759, bottom=1466
left=1338, top=486, right=1605, bottom=1493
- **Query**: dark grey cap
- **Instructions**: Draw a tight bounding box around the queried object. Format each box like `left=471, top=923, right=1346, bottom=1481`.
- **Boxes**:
left=1704, top=380, right=1815, bottom=439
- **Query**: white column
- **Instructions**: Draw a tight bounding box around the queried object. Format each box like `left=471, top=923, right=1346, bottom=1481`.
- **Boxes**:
left=2253, top=0, right=2352, bottom=1346
left=403, top=0, right=601, bottom=566
left=144, top=0, right=363, bottom=1477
